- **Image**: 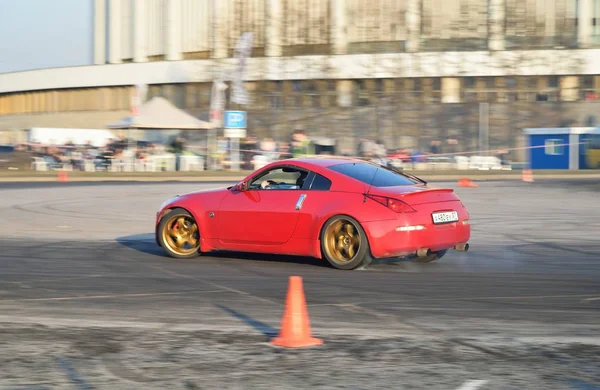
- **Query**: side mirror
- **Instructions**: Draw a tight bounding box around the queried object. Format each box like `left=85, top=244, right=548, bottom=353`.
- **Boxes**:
left=236, top=181, right=248, bottom=192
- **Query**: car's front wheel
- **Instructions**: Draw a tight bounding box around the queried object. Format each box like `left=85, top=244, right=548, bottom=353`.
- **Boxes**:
left=157, top=208, right=201, bottom=259
left=320, top=215, right=372, bottom=270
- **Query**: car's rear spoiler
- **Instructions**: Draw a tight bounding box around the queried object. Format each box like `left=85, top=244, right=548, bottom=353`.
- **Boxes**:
left=399, top=188, right=455, bottom=198
left=398, top=188, right=458, bottom=205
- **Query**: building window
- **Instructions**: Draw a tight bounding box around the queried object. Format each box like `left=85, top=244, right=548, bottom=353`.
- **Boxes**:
left=582, top=76, right=594, bottom=89
left=545, top=139, right=564, bottom=155
left=268, top=94, right=282, bottom=109
left=505, top=77, right=517, bottom=88
left=464, top=77, right=475, bottom=89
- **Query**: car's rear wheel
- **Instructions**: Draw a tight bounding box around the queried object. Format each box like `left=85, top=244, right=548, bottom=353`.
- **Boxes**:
left=158, top=208, right=201, bottom=259
left=413, top=249, right=447, bottom=263
left=321, top=215, right=372, bottom=270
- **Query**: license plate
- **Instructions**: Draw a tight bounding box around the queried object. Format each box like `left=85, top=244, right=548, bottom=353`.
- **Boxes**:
left=432, top=211, right=459, bottom=224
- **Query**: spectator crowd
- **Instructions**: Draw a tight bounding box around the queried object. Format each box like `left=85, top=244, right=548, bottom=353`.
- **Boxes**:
left=2, top=129, right=502, bottom=173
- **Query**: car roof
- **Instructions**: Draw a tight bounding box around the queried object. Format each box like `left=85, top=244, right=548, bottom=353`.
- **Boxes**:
left=261, top=156, right=369, bottom=192
left=253, top=156, right=424, bottom=191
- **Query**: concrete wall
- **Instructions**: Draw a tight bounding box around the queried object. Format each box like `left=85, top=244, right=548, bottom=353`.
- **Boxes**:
left=2, top=49, right=599, bottom=94
left=0, top=111, right=129, bottom=133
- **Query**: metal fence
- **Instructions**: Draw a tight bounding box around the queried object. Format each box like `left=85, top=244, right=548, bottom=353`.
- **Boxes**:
left=4, top=88, right=600, bottom=171
left=216, top=89, right=600, bottom=163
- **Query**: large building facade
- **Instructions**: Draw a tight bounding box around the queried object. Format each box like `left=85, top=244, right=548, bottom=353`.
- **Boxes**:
left=1, top=0, right=600, bottom=159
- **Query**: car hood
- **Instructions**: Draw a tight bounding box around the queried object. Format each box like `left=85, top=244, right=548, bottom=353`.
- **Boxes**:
left=159, top=186, right=229, bottom=210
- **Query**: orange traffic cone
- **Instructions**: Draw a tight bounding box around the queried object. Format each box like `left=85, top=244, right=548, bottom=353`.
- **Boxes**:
left=522, top=168, right=534, bottom=182
left=57, top=170, right=68, bottom=183
left=458, top=178, right=477, bottom=187
left=271, top=276, right=323, bottom=348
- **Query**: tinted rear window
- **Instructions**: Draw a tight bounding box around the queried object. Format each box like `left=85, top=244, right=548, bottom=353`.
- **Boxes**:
left=310, top=174, right=332, bottom=190
left=328, top=162, right=417, bottom=187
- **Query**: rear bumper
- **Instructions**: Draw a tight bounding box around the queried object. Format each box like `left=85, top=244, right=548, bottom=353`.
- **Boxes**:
left=363, top=218, right=471, bottom=259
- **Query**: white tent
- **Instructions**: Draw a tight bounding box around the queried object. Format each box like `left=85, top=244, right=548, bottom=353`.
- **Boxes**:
left=106, top=97, right=215, bottom=130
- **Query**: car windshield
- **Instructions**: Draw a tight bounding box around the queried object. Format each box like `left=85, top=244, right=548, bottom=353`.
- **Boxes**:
left=327, top=162, right=422, bottom=187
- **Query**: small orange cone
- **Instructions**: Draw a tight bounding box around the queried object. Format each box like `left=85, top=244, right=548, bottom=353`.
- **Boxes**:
left=458, top=178, right=477, bottom=187
left=271, top=276, right=323, bottom=348
left=522, top=168, right=534, bottom=182
left=57, top=170, right=68, bottom=183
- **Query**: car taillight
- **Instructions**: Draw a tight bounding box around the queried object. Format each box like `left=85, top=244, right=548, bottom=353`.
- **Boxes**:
left=366, top=194, right=416, bottom=213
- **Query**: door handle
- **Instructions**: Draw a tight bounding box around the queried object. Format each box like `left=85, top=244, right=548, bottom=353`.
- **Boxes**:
left=295, top=194, right=307, bottom=210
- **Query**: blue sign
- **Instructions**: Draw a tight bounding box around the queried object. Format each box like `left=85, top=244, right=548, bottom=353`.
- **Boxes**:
left=224, top=111, right=247, bottom=129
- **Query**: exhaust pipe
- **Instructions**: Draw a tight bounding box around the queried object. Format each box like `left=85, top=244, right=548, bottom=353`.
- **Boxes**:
left=455, top=243, right=470, bottom=252
left=416, top=248, right=431, bottom=258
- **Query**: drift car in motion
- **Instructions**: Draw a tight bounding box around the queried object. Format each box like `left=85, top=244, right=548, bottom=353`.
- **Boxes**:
left=155, top=157, right=470, bottom=270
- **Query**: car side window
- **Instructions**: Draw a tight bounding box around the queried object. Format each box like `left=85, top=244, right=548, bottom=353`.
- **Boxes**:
left=309, top=173, right=332, bottom=190
left=248, top=167, right=309, bottom=190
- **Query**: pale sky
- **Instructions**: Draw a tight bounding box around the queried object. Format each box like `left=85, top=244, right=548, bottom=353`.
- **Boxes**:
left=0, top=0, right=93, bottom=74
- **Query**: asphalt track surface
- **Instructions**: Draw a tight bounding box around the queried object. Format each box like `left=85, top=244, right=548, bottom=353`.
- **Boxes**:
left=0, top=179, right=599, bottom=389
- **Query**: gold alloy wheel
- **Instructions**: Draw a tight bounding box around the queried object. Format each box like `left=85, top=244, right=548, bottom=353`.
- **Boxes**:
left=161, top=214, right=199, bottom=256
left=323, top=219, right=361, bottom=264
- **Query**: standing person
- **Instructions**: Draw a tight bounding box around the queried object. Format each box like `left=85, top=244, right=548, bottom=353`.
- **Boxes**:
left=216, top=136, right=229, bottom=170
left=260, top=137, right=277, bottom=162
left=170, top=137, right=185, bottom=171
left=429, top=140, right=440, bottom=155
left=375, top=139, right=387, bottom=158
left=291, top=130, right=313, bottom=158
left=411, top=148, right=421, bottom=168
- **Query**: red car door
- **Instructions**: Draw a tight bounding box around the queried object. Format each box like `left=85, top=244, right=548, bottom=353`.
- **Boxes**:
left=216, top=189, right=304, bottom=246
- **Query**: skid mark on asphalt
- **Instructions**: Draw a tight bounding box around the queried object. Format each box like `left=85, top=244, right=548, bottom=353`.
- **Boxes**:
left=44, top=202, right=147, bottom=223
left=336, top=304, right=513, bottom=359
left=338, top=304, right=394, bottom=320
left=102, top=356, right=177, bottom=384
left=3, top=280, right=58, bottom=294
left=0, top=315, right=268, bottom=333
left=338, top=304, right=442, bottom=337
left=10, top=196, right=146, bottom=223
left=340, top=305, right=600, bottom=315
left=312, top=294, right=600, bottom=307
left=0, top=275, right=107, bottom=283
left=4, top=186, right=222, bottom=225
left=139, top=261, right=279, bottom=305
left=505, top=235, right=600, bottom=257
left=0, top=289, right=224, bottom=303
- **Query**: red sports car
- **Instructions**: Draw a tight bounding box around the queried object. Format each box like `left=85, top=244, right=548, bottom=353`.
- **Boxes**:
left=155, top=157, right=470, bottom=270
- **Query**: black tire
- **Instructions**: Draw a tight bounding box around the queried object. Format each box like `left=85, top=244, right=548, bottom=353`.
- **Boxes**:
left=320, top=215, right=373, bottom=270
left=413, top=249, right=447, bottom=263
left=157, top=208, right=201, bottom=259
